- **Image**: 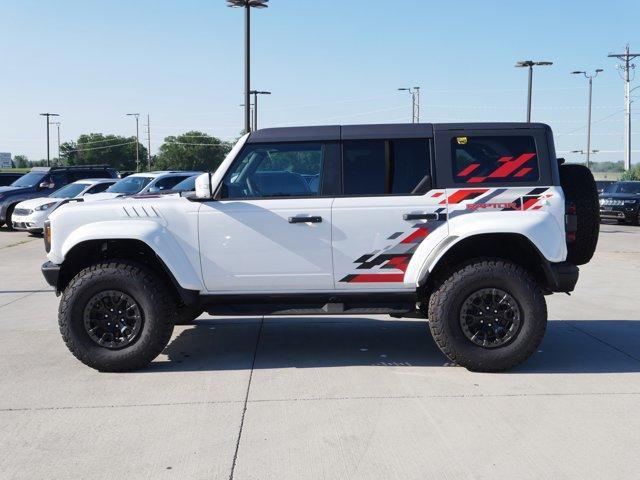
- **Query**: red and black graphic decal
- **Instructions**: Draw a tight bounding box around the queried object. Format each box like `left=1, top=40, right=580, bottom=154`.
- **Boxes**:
left=456, top=153, right=537, bottom=184
left=339, top=224, right=438, bottom=283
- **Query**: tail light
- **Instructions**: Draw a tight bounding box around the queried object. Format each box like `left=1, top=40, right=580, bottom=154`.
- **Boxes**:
left=44, top=220, right=51, bottom=253
left=565, top=202, right=577, bottom=243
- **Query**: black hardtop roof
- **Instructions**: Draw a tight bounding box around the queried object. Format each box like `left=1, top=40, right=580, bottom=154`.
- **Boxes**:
left=247, top=123, right=550, bottom=143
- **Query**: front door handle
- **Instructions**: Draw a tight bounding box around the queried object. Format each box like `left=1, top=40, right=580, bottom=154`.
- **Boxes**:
left=403, top=212, right=439, bottom=221
left=288, top=216, right=322, bottom=224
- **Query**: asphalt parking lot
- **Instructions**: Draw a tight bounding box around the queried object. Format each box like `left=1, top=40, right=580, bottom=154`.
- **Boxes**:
left=0, top=223, right=639, bottom=480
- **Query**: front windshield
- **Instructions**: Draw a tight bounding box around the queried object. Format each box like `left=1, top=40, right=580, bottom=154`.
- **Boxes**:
left=171, top=175, right=197, bottom=192
left=106, top=176, right=153, bottom=194
left=605, top=182, right=640, bottom=195
left=10, top=172, right=46, bottom=188
left=50, top=183, right=88, bottom=199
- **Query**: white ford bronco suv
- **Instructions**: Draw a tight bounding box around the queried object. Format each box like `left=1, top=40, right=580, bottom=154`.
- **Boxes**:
left=41, top=123, right=599, bottom=372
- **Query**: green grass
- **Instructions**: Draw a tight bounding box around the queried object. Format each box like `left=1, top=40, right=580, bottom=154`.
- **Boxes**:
left=0, top=168, right=30, bottom=173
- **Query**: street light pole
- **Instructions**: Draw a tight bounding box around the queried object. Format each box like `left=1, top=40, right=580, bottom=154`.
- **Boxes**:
left=571, top=69, right=603, bottom=169
left=39, top=113, right=60, bottom=167
left=250, top=90, right=271, bottom=130
left=227, top=0, right=269, bottom=134
left=515, top=60, right=553, bottom=122
left=50, top=122, right=61, bottom=163
left=398, top=87, right=421, bottom=123
left=126, top=113, right=140, bottom=172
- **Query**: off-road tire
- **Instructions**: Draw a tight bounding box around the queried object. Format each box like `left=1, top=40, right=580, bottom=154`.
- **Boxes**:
left=174, top=304, right=204, bottom=325
left=59, top=261, right=176, bottom=372
left=559, top=164, right=599, bottom=265
left=428, top=259, right=547, bottom=372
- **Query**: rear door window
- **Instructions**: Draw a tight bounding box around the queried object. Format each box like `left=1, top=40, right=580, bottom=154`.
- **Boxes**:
left=342, top=139, right=430, bottom=196
left=452, top=135, right=539, bottom=184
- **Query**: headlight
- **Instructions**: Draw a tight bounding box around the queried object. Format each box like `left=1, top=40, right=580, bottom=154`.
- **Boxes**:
left=35, top=202, right=58, bottom=211
left=624, top=199, right=638, bottom=204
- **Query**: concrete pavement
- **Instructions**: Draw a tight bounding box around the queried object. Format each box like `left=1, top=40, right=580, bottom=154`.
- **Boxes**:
left=0, top=223, right=638, bottom=479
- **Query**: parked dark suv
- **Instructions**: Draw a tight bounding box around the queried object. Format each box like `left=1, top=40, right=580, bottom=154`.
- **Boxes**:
left=0, top=165, right=117, bottom=229
left=599, top=181, right=640, bottom=225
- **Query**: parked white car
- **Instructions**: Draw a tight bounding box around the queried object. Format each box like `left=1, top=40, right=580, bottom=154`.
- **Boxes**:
left=86, top=171, right=202, bottom=201
left=11, top=178, right=116, bottom=233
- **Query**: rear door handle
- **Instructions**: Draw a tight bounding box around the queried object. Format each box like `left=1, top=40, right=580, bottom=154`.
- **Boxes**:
left=403, top=213, right=439, bottom=221
left=288, top=216, right=322, bottom=224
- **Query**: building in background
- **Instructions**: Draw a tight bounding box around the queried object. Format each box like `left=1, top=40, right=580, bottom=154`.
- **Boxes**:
left=0, top=152, right=12, bottom=168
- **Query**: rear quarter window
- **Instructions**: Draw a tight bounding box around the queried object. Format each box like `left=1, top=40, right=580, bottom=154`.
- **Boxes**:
left=452, top=135, right=539, bottom=184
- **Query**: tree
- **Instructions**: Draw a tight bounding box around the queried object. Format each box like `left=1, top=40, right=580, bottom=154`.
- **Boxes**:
left=60, top=133, right=147, bottom=172
left=155, top=131, right=231, bottom=171
left=13, top=155, right=29, bottom=168
left=620, top=164, right=640, bottom=181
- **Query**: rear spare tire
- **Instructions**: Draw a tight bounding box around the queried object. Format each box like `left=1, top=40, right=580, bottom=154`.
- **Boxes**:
left=559, top=164, right=599, bottom=265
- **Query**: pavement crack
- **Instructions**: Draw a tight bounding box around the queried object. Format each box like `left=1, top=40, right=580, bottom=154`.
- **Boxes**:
left=0, top=287, right=52, bottom=308
left=567, top=322, right=640, bottom=363
left=0, top=399, right=243, bottom=413
left=228, top=315, right=264, bottom=480
left=244, top=392, right=640, bottom=403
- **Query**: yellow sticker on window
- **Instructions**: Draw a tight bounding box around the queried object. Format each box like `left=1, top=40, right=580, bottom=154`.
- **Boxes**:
left=457, top=136, right=468, bottom=145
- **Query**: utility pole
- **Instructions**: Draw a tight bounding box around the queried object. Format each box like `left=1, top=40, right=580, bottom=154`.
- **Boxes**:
left=571, top=69, right=603, bottom=169
left=50, top=122, right=61, bottom=163
left=398, top=87, right=420, bottom=123
left=608, top=45, right=639, bottom=171
left=126, top=113, right=141, bottom=172
left=250, top=90, right=271, bottom=131
left=515, top=61, right=553, bottom=122
left=145, top=115, right=152, bottom=171
left=39, top=113, right=60, bottom=167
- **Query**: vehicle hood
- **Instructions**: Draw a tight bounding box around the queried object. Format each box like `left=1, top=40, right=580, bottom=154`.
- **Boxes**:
left=15, top=197, right=63, bottom=210
left=82, top=192, right=128, bottom=202
left=0, top=186, right=27, bottom=195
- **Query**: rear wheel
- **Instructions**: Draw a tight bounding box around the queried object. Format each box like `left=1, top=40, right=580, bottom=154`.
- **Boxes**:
left=559, top=164, right=599, bottom=265
left=428, top=259, right=547, bottom=372
left=58, top=261, right=176, bottom=371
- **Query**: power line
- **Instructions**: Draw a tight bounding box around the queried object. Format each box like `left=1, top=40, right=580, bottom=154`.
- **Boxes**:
left=64, top=141, right=135, bottom=153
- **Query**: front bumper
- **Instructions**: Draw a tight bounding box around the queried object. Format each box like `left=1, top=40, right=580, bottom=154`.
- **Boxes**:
left=41, top=261, right=61, bottom=289
left=11, top=212, right=46, bottom=232
left=600, top=205, right=638, bottom=222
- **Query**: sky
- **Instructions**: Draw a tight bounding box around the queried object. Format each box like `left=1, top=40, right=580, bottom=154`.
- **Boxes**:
left=1, top=0, right=639, bottom=164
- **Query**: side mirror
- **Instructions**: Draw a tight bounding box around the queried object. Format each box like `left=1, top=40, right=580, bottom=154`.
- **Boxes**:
left=194, top=173, right=213, bottom=200
left=39, top=182, right=53, bottom=189
left=148, top=187, right=160, bottom=194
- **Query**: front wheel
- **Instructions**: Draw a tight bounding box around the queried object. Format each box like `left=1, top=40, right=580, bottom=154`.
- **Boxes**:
left=58, top=261, right=176, bottom=372
left=428, top=259, right=547, bottom=372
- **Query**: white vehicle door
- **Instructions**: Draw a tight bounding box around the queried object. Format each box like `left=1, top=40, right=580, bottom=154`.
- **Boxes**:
left=332, top=129, right=448, bottom=290
left=199, top=141, right=339, bottom=292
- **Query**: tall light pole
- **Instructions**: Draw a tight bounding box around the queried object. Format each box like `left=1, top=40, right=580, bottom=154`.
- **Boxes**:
left=515, top=60, right=553, bottom=122
left=608, top=45, right=639, bottom=171
left=571, top=69, right=603, bottom=169
left=227, top=0, right=269, bottom=134
left=145, top=115, right=152, bottom=171
left=126, top=113, right=141, bottom=172
left=250, top=90, right=271, bottom=131
left=398, top=87, right=420, bottom=123
left=50, top=122, right=61, bottom=163
left=39, top=113, right=60, bottom=167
